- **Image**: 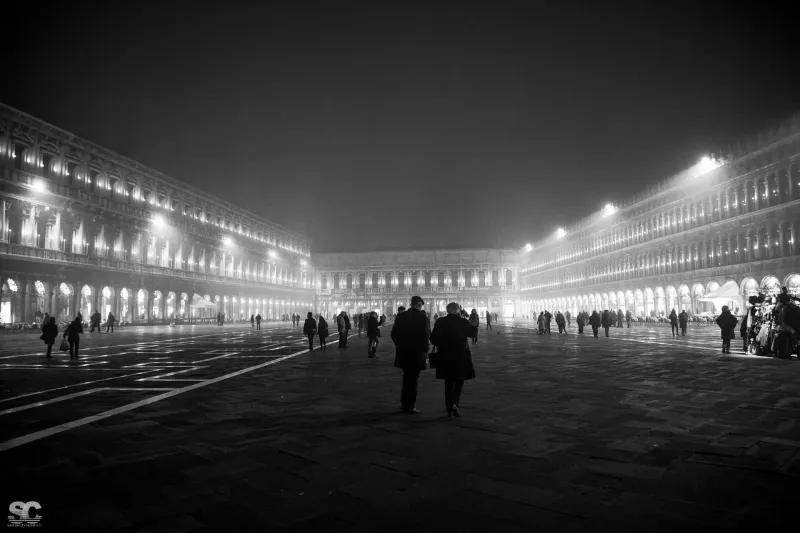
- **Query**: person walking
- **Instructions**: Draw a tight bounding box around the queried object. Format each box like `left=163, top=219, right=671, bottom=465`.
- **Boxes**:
left=89, top=310, right=102, bottom=332
left=556, top=311, right=566, bottom=334
left=537, top=312, right=546, bottom=334
left=715, top=305, right=738, bottom=354
left=625, top=310, right=632, bottom=328
left=544, top=310, right=552, bottom=335
left=318, top=315, right=329, bottom=351
left=565, top=310, right=571, bottom=327
left=431, top=302, right=476, bottom=418
left=106, top=311, right=115, bottom=333
left=41, top=316, right=58, bottom=359
left=589, top=310, right=601, bottom=337
left=255, top=313, right=262, bottom=330
left=576, top=311, right=585, bottom=334
left=669, top=309, right=679, bottom=337
left=64, top=314, right=83, bottom=360
left=601, top=310, right=612, bottom=337
left=337, top=311, right=351, bottom=348
left=678, top=310, right=688, bottom=336
left=616, top=309, right=624, bottom=328
left=250, top=314, right=255, bottom=329
left=740, top=307, right=752, bottom=353
left=391, top=296, right=430, bottom=414
left=468, top=309, right=479, bottom=344
left=485, top=310, right=492, bottom=331
left=367, top=311, right=381, bottom=358
left=303, top=312, right=317, bottom=351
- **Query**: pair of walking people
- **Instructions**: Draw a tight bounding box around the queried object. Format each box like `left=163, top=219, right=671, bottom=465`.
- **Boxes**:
left=392, top=297, right=476, bottom=417
left=41, top=314, right=83, bottom=359
left=303, top=312, right=330, bottom=351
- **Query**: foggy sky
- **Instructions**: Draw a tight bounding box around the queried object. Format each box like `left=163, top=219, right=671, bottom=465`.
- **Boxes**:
left=3, top=2, right=797, bottom=252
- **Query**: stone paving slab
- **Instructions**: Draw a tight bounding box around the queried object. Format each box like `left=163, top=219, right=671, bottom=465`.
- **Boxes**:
left=2, top=322, right=800, bottom=531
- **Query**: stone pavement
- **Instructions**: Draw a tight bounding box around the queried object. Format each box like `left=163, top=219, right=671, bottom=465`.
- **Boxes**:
left=2, top=321, right=800, bottom=532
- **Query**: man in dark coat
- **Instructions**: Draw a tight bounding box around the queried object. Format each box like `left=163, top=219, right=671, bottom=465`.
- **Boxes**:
left=601, top=310, right=611, bottom=337
left=589, top=311, right=601, bottom=337
left=576, top=311, right=585, bottom=334
left=485, top=310, right=492, bottom=331
left=303, top=312, right=317, bottom=351
left=678, top=310, right=688, bottom=336
left=544, top=310, right=552, bottom=334
left=255, top=313, right=262, bottom=330
left=617, top=309, right=624, bottom=328
left=90, top=310, right=102, bottom=332
left=106, top=312, right=116, bottom=332
left=41, top=317, right=58, bottom=359
left=431, top=302, right=476, bottom=417
left=391, top=296, right=430, bottom=414
left=716, top=305, right=738, bottom=354
left=337, top=311, right=351, bottom=348
left=64, top=314, right=84, bottom=360
left=366, top=311, right=382, bottom=358
left=669, top=310, right=679, bottom=337
left=625, top=310, right=632, bottom=328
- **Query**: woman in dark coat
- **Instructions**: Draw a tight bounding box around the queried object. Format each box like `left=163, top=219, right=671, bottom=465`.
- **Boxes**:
left=64, top=314, right=84, bottom=360
left=430, top=303, right=476, bottom=418
left=303, top=312, right=317, bottom=351
left=715, top=305, right=738, bottom=354
left=318, top=315, right=329, bottom=351
left=41, top=317, right=58, bottom=359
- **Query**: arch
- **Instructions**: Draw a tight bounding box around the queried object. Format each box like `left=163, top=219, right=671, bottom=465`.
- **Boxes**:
left=166, top=291, right=177, bottom=319
left=100, top=286, right=114, bottom=318
left=80, top=284, right=94, bottom=318
left=678, top=284, right=691, bottom=311
left=136, top=288, right=148, bottom=320
left=785, top=273, right=800, bottom=296
left=741, top=277, right=758, bottom=297
left=665, top=285, right=678, bottom=313
left=644, top=287, right=655, bottom=316
left=761, top=275, right=780, bottom=294
left=633, top=289, right=644, bottom=316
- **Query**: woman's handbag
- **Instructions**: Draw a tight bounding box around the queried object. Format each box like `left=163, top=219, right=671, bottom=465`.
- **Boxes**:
left=59, top=337, right=69, bottom=352
left=427, top=345, right=437, bottom=368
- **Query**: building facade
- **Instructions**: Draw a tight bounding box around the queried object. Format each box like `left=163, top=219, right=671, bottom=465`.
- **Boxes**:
left=520, top=117, right=800, bottom=318
left=314, top=249, right=520, bottom=318
left=0, top=103, right=316, bottom=324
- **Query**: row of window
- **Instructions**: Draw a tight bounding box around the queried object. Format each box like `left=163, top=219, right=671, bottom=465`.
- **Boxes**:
left=319, top=270, right=516, bottom=290
left=522, top=225, right=798, bottom=293
left=523, top=165, right=800, bottom=275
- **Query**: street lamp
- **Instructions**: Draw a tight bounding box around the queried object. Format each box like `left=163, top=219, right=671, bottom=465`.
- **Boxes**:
left=556, top=228, right=566, bottom=239
left=31, top=178, right=47, bottom=192
left=523, top=243, right=533, bottom=252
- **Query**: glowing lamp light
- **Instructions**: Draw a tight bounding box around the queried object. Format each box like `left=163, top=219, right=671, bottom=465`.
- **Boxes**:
left=523, top=243, right=533, bottom=252
left=31, top=179, right=47, bottom=192
left=152, top=214, right=166, bottom=227
left=221, top=236, right=232, bottom=246
left=555, top=228, right=567, bottom=239
left=269, top=250, right=278, bottom=258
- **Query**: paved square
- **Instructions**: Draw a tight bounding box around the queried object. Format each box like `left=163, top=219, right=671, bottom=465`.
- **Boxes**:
left=2, top=321, right=799, bottom=531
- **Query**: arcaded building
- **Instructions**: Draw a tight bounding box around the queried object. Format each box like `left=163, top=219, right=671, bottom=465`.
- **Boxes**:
left=314, top=249, right=521, bottom=318
left=520, top=117, right=800, bottom=318
left=0, top=103, right=316, bottom=324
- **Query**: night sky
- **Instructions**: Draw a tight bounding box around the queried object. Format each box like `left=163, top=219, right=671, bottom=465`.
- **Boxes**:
left=3, top=2, right=797, bottom=253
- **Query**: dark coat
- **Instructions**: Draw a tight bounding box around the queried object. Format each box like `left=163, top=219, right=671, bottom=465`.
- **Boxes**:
left=555, top=313, right=565, bottom=326
left=107, top=313, right=116, bottom=324
left=91, top=312, right=101, bottom=324
left=318, top=317, right=329, bottom=340
left=600, top=311, right=611, bottom=328
left=41, top=322, right=58, bottom=345
left=391, top=307, right=430, bottom=371
left=669, top=311, right=678, bottom=325
left=337, top=314, right=351, bottom=331
left=679, top=312, right=688, bottom=327
left=740, top=311, right=750, bottom=335
left=430, top=314, right=476, bottom=381
left=64, top=318, right=83, bottom=341
left=303, top=317, right=317, bottom=336
left=589, top=312, right=601, bottom=327
left=367, top=315, right=381, bottom=337
left=716, top=311, right=738, bottom=340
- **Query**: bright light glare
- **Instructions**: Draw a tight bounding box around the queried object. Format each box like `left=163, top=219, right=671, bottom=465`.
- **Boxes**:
left=301, top=260, right=307, bottom=266
left=31, top=179, right=46, bottom=192
left=221, top=236, right=232, bottom=246
left=696, top=156, right=721, bottom=175
left=152, top=214, right=165, bottom=227
left=602, top=203, right=617, bottom=218
left=268, top=250, right=277, bottom=258
left=555, top=228, right=566, bottom=239
left=523, top=243, right=533, bottom=252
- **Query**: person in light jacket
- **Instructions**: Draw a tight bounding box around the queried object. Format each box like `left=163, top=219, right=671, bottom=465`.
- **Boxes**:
left=430, top=302, right=476, bottom=418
